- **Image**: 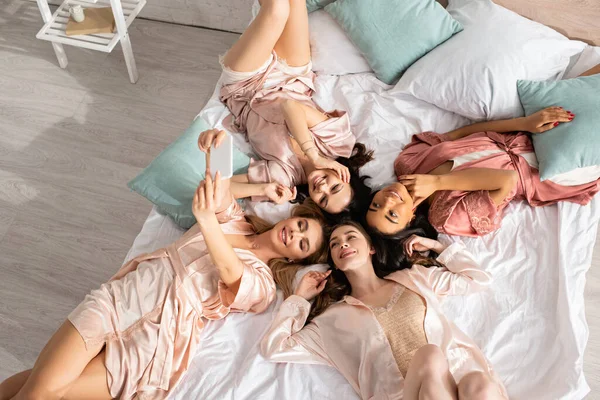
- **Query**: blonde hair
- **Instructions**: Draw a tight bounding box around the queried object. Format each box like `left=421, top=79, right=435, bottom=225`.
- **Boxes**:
left=246, top=200, right=329, bottom=296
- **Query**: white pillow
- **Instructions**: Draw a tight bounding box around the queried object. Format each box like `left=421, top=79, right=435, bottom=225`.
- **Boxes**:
left=308, top=10, right=372, bottom=75
left=563, top=45, right=600, bottom=79
left=392, top=0, right=587, bottom=121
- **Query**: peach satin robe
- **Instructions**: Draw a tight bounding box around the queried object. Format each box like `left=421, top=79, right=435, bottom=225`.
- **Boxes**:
left=69, top=201, right=276, bottom=399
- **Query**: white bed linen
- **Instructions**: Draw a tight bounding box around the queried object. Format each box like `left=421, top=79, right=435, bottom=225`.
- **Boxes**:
left=125, top=71, right=599, bottom=399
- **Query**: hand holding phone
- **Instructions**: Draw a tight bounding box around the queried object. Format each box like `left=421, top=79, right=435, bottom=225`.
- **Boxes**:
left=208, top=132, right=233, bottom=180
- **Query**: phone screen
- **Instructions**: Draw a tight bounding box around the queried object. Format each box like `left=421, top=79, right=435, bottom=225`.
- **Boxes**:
left=208, top=134, right=233, bottom=179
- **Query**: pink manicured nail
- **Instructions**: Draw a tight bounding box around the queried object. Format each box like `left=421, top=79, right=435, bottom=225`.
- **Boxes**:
left=554, top=122, right=559, bottom=126
left=569, top=118, right=573, bottom=120
left=566, top=110, right=571, bottom=113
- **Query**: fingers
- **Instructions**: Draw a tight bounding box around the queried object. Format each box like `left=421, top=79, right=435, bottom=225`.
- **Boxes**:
left=214, top=130, right=227, bottom=148
left=214, top=170, right=221, bottom=204
left=538, top=107, right=575, bottom=126
left=198, top=183, right=206, bottom=210
left=198, top=129, right=214, bottom=153
left=342, top=166, right=350, bottom=183
left=403, top=235, right=417, bottom=256
left=193, top=181, right=201, bottom=209
left=198, top=129, right=226, bottom=152
left=205, top=172, right=214, bottom=208
left=398, top=175, right=416, bottom=185
left=305, top=270, right=331, bottom=282
left=334, top=165, right=350, bottom=183
left=317, top=278, right=328, bottom=291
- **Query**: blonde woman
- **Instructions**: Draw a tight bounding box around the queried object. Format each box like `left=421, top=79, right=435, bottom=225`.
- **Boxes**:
left=0, top=171, right=328, bottom=400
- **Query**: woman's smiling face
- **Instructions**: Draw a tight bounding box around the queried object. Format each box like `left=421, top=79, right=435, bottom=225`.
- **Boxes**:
left=365, top=183, right=414, bottom=235
left=329, top=224, right=374, bottom=271
left=308, top=169, right=353, bottom=214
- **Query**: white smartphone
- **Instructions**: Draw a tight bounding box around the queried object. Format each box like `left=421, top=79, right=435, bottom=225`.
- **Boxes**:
left=208, top=133, right=233, bottom=180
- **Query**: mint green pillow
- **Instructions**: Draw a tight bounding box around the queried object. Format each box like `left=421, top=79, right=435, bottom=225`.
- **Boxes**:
left=324, top=0, right=462, bottom=85
left=518, top=74, right=600, bottom=181
left=128, top=117, right=250, bottom=229
left=307, top=0, right=335, bottom=13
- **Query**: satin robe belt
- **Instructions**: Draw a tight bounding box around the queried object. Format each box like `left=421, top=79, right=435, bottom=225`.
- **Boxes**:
left=486, top=133, right=530, bottom=194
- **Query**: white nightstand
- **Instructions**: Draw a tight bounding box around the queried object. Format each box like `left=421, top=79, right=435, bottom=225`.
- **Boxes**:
left=35, top=0, right=146, bottom=83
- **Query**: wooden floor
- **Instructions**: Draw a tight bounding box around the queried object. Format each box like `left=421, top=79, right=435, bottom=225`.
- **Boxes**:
left=0, top=2, right=599, bottom=398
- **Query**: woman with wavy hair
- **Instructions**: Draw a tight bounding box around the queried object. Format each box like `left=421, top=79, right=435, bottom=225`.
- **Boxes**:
left=0, top=171, right=328, bottom=400
left=261, top=221, right=507, bottom=400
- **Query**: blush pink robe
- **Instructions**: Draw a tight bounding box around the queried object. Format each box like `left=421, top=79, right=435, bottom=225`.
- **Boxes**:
left=219, top=53, right=356, bottom=189
left=68, top=201, right=276, bottom=399
left=394, top=131, right=600, bottom=237
left=261, top=242, right=508, bottom=400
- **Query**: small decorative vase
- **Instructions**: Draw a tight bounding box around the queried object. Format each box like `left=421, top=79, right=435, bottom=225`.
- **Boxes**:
left=69, top=5, right=85, bottom=23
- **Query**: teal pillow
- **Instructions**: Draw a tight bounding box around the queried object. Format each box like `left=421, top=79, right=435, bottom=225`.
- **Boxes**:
left=518, top=74, right=600, bottom=181
left=128, top=117, right=250, bottom=229
left=324, top=0, right=462, bottom=84
left=307, top=0, right=335, bottom=13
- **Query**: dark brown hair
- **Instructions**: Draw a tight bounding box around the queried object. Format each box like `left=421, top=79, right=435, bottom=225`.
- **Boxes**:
left=294, top=143, right=374, bottom=219
left=305, top=219, right=444, bottom=322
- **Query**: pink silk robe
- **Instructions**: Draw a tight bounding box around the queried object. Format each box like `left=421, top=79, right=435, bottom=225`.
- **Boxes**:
left=394, top=131, right=600, bottom=236
left=261, top=242, right=508, bottom=400
left=219, top=53, right=356, bottom=189
left=68, top=201, right=276, bottom=399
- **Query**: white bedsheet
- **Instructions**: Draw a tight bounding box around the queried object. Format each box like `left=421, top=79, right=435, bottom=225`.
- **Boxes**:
left=126, top=71, right=599, bottom=400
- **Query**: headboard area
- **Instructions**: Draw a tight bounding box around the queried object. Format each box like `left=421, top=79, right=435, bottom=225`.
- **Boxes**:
left=493, top=0, right=600, bottom=46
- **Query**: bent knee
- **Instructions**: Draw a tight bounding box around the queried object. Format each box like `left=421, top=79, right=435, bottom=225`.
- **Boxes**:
left=411, top=344, right=449, bottom=378
left=458, top=372, right=499, bottom=400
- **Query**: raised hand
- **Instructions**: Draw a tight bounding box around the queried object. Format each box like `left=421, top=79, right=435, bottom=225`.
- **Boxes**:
left=398, top=174, right=440, bottom=206
left=198, top=128, right=227, bottom=153
left=264, top=183, right=297, bottom=204
left=192, top=170, right=224, bottom=223
left=294, top=270, right=332, bottom=301
left=307, top=151, right=350, bottom=183
left=403, top=234, right=445, bottom=256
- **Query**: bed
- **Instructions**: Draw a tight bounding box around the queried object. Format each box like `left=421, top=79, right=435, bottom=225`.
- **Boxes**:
left=124, top=1, right=600, bottom=399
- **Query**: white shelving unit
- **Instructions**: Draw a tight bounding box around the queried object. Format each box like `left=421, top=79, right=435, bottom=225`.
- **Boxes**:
left=35, top=0, right=146, bottom=83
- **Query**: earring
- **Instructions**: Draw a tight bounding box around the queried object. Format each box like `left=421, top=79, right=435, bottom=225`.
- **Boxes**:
left=288, top=258, right=294, bottom=263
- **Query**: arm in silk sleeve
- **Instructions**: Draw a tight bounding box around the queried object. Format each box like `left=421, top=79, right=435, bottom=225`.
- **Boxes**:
left=260, top=295, right=333, bottom=366
left=409, top=242, right=492, bottom=297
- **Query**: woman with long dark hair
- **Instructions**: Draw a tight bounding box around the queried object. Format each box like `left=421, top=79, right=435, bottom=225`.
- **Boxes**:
left=364, top=105, right=599, bottom=237
left=197, top=0, right=373, bottom=215
left=261, top=221, right=507, bottom=399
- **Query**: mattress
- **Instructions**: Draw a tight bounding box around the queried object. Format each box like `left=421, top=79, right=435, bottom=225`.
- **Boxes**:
left=123, top=67, right=600, bottom=399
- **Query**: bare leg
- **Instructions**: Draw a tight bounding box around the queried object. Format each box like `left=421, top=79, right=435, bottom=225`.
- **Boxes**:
left=403, top=345, right=458, bottom=400
left=273, top=0, right=311, bottom=66
left=0, top=370, right=31, bottom=400
left=62, top=351, right=112, bottom=400
left=457, top=371, right=505, bottom=400
left=12, top=320, right=105, bottom=400
left=222, top=0, right=290, bottom=72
